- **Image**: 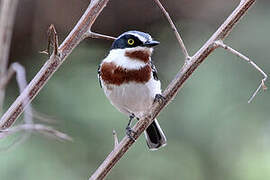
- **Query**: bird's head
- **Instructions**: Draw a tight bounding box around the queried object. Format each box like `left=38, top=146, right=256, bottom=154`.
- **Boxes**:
left=110, top=31, right=159, bottom=63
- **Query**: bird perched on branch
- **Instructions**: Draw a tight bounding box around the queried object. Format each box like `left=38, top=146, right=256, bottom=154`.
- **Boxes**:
left=98, top=31, right=167, bottom=150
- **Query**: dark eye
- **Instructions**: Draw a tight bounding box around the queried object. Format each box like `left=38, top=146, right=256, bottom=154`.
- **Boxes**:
left=127, top=39, right=135, bottom=45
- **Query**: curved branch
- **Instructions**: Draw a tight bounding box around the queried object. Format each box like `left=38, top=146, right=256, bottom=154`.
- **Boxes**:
left=89, top=0, right=256, bottom=179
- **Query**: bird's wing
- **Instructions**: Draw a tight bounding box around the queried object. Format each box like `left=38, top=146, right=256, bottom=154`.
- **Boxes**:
left=151, top=62, right=159, bottom=81
left=97, top=64, right=102, bottom=88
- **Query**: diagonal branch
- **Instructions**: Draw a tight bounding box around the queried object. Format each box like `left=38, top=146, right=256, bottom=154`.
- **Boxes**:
left=0, top=0, right=19, bottom=113
left=88, top=0, right=258, bottom=179
left=0, top=0, right=111, bottom=129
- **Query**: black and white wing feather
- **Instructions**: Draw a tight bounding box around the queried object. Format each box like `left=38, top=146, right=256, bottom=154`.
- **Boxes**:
left=98, top=65, right=102, bottom=88
left=151, top=62, right=159, bottom=81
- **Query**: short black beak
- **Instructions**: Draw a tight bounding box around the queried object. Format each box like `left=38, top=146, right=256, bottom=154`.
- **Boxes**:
left=143, top=40, right=160, bottom=47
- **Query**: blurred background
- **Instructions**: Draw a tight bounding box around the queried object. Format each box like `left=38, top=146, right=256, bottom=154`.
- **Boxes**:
left=1, top=0, right=270, bottom=179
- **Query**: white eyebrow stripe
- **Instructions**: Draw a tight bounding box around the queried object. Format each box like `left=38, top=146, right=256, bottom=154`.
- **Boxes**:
left=129, top=33, right=147, bottom=43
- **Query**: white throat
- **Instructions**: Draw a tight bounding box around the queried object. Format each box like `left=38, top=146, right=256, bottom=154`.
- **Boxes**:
left=102, top=47, right=152, bottom=70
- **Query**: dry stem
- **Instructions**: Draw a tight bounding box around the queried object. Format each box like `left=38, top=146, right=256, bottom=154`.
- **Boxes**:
left=0, top=124, right=72, bottom=141
left=84, top=31, right=116, bottom=41
left=0, top=0, right=19, bottom=113
left=89, top=0, right=258, bottom=179
left=153, top=0, right=190, bottom=60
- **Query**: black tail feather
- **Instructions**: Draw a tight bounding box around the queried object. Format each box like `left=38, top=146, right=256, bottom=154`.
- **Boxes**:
left=144, top=119, right=167, bottom=150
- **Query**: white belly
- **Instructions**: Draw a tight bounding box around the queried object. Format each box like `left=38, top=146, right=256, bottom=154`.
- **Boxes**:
left=102, top=78, right=161, bottom=118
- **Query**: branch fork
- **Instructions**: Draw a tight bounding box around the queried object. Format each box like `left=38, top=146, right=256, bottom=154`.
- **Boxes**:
left=214, top=40, right=268, bottom=103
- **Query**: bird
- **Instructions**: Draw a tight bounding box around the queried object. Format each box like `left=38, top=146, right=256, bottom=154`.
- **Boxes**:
left=98, top=30, right=167, bottom=150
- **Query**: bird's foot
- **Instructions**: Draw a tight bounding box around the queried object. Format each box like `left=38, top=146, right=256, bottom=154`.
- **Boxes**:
left=126, top=126, right=136, bottom=141
left=125, top=113, right=137, bottom=141
left=154, top=94, right=165, bottom=104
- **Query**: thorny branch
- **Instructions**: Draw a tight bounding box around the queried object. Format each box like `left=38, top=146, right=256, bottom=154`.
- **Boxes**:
left=89, top=0, right=267, bottom=179
left=0, top=0, right=111, bottom=129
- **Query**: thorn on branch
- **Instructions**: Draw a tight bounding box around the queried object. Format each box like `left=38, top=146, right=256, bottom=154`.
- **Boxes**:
left=215, top=40, right=268, bottom=103
left=262, top=79, right=267, bottom=91
left=112, top=129, right=119, bottom=148
left=41, top=24, right=59, bottom=56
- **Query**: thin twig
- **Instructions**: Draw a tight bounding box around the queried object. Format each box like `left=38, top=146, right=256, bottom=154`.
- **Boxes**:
left=84, top=31, right=116, bottom=41
left=0, top=0, right=19, bottom=113
left=0, top=0, right=111, bottom=129
left=153, top=0, right=190, bottom=60
left=215, top=40, right=267, bottom=103
left=89, top=0, right=257, bottom=179
left=30, top=109, right=58, bottom=123
left=112, top=129, right=119, bottom=148
left=0, top=124, right=72, bottom=141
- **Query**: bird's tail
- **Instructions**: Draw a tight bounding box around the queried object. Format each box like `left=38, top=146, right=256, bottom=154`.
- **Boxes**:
left=144, top=119, right=167, bottom=150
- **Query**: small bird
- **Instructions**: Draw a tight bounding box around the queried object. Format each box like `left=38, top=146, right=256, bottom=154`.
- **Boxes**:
left=98, top=31, right=167, bottom=150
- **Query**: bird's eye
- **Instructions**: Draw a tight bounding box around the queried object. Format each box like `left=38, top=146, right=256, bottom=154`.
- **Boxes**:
left=127, top=39, right=135, bottom=45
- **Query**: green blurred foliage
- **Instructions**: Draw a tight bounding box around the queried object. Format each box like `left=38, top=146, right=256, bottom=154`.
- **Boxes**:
left=1, top=2, right=270, bottom=180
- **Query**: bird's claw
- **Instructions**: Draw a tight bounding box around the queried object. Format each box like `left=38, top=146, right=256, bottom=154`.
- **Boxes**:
left=154, top=94, right=165, bottom=104
left=126, top=126, right=136, bottom=141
